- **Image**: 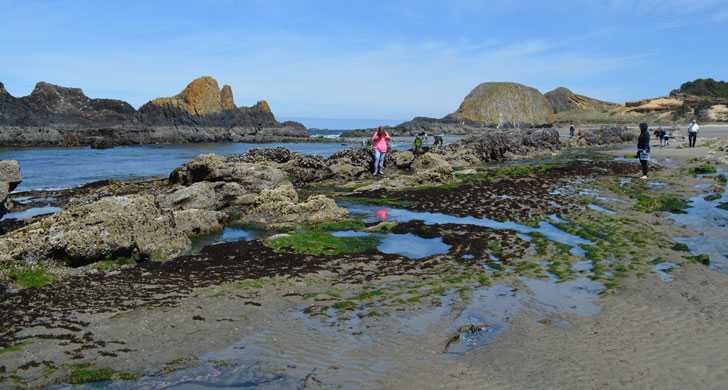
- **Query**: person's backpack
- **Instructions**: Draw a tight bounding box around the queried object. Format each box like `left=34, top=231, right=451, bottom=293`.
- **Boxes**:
left=414, top=136, right=423, bottom=148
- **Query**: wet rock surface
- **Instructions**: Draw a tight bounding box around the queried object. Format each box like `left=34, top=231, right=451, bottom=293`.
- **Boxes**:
left=0, top=159, right=22, bottom=218
left=352, top=159, right=639, bottom=223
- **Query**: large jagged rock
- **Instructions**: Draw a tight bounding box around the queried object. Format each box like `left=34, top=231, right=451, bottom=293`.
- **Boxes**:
left=447, top=82, right=554, bottom=127
left=239, top=184, right=347, bottom=229
left=150, top=76, right=229, bottom=116
left=0, top=81, right=135, bottom=128
left=0, top=160, right=22, bottom=218
left=0, top=195, right=190, bottom=266
left=0, top=77, right=308, bottom=147
left=221, top=85, right=236, bottom=110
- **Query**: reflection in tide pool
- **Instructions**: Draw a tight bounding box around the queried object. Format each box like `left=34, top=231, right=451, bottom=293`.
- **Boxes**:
left=340, top=202, right=591, bottom=255
left=48, top=362, right=297, bottom=390
left=0, top=206, right=61, bottom=221
left=671, top=193, right=728, bottom=272
left=332, top=231, right=450, bottom=259
left=655, top=262, right=677, bottom=283
left=190, top=227, right=260, bottom=253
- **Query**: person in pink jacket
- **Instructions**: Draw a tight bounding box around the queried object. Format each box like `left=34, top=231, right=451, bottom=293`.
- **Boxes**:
left=371, top=127, right=391, bottom=176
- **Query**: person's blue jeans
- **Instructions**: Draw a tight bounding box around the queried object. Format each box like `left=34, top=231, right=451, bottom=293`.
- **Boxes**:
left=374, top=150, right=386, bottom=173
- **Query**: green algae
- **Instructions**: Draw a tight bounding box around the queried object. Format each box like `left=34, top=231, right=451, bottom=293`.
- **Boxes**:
left=9, top=268, right=55, bottom=289
left=310, top=219, right=365, bottom=232
left=691, top=163, right=717, bottom=175
left=0, top=341, right=31, bottom=355
left=267, top=230, right=379, bottom=256
left=686, top=254, right=711, bottom=266
left=65, top=363, right=137, bottom=385
left=671, top=242, right=690, bottom=252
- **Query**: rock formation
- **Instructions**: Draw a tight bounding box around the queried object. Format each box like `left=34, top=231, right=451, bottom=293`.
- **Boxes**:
left=571, top=126, right=636, bottom=146
left=0, top=160, right=22, bottom=218
left=447, top=82, right=554, bottom=127
left=150, top=76, right=230, bottom=116
left=0, top=76, right=307, bottom=147
left=545, top=87, right=618, bottom=114
left=0, top=195, right=190, bottom=267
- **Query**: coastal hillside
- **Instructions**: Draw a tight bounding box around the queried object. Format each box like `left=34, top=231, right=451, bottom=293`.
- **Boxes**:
left=0, top=76, right=306, bottom=147
left=551, top=79, right=728, bottom=124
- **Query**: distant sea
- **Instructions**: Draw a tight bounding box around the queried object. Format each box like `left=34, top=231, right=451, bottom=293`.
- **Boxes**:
left=280, top=117, right=405, bottom=135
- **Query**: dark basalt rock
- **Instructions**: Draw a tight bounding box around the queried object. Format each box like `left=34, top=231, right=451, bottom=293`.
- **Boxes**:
left=0, top=78, right=308, bottom=147
left=237, top=147, right=294, bottom=163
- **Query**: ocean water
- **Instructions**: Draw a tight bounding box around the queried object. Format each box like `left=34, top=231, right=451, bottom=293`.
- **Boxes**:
left=0, top=142, right=360, bottom=192
left=282, top=117, right=404, bottom=130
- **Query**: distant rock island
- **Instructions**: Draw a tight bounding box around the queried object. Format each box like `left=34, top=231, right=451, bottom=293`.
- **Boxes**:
left=447, top=82, right=554, bottom=127
left=0, top=76, right=307, bottom=147
left=344, top=78, right=728, bottom=137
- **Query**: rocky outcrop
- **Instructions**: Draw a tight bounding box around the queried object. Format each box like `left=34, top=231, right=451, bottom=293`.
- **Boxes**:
left=168, top=154, right=290, bottom=190
left=447, top=82, right=554, bottom=127
left=448, top=128, right=560, bottom=162
left=238, top=183, right=348, bottom=229
left=0, top=76, right=308, bottom=147
left=0, top=195, right=190, bottom=267
left=343, top=83, right=557, bottom=138
left=158, top=181, right=257, bottom=214
left=165, top=153, right=345, bottom=228
left=150, top=76, right=231, bottom=116
left=545, top=87, right=617, bottom=113
left=573, top=126, right=636, bottom=146
left=0, top=160, right=22, bottom=218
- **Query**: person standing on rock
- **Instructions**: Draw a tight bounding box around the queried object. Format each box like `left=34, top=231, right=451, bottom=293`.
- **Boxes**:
left=688, top=120, right=700, bottom=148
left=371, top=127, right=391, bottom=176
left=569, top=124, right=576, bottom=138
left=637, top=123, right=651, bottom=179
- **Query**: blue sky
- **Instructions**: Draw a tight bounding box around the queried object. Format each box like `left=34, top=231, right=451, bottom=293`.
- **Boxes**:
left=1, top=0, right=727, bottom=122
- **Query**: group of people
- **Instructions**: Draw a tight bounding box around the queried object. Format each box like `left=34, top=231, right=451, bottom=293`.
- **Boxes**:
left=652, top=128, right=673, bottom=146
left=636, top=119, right=701, bottom=179
left=369, top=128, right=444, bottom=176
left=371, top=120, right=703, bottom=180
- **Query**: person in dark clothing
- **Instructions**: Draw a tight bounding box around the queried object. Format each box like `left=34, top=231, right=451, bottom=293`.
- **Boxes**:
left=569, top=124, right=576, bottom=138
left=637, top=123, right=651, bottom=179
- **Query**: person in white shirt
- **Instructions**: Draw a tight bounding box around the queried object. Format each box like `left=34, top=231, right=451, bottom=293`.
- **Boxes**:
left=688, top=120, right=700, bottom=148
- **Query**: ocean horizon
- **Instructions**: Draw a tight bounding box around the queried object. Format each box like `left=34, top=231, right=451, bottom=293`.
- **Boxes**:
left=279, top=117, right=405, bottom=130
